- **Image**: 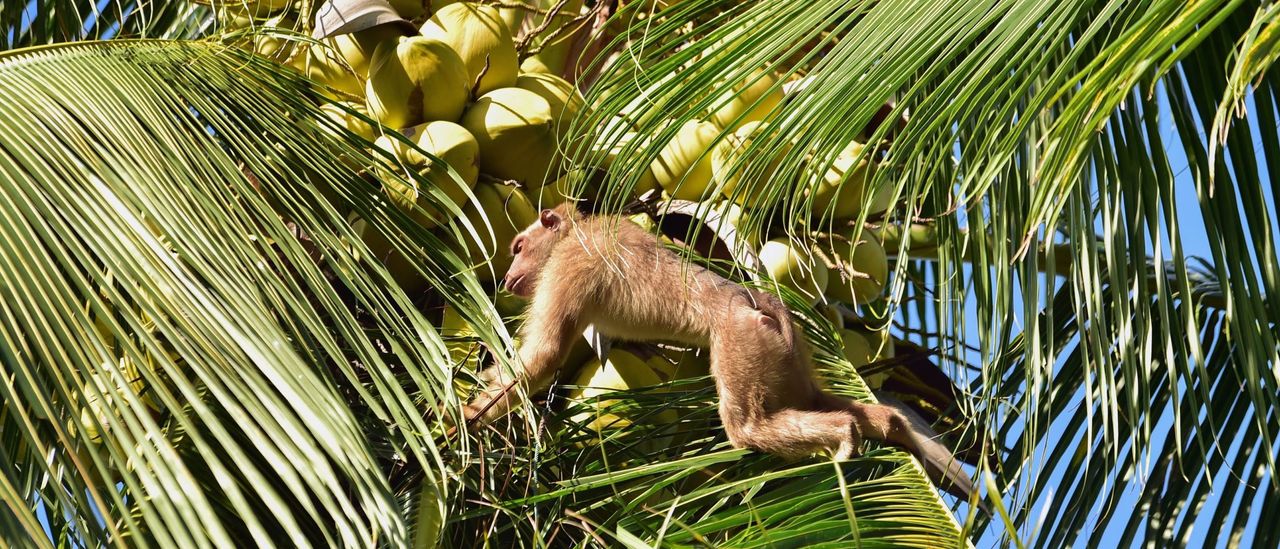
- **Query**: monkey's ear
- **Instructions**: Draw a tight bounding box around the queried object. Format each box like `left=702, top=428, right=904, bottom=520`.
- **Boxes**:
left=539, top=209, right=562, bottom=229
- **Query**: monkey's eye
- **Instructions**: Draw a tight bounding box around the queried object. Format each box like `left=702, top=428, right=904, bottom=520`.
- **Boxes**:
left=511, top=237, right=524, bottom=255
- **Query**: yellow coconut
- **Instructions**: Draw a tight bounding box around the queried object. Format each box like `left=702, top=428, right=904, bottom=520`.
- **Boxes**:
left=78, top=357, right=154, bottom=442
left=817, top=304, right=843, bottom=329
left=650, top=120, right=721, bottom=201
left=319, top=102, right=378, bottom=142
left=304, top=44, right=366, bottom=99
left=808, top=141, right=894, bottom=221
left=441, top=305, right=482, bottom=372
left=376, top=121, right=480, bottom=228
left=216, top=8, right=252, bottom=31
left=839, top=329, right=873, bottom=368
left=839, top=329, right=895, bottom=388
left=567, top=349, right=676, bottom=431
left=592, top=130, right=658, bottom=196
left=758, top=238, right=830, bottom=304
left=251, top=13, right=298, bottom=61
left=419, top=3, right=519, bottom=96
left=324, top=24, right=408, bottom=79
left=457, top=182, right=538, bottom=281
left=520, top=54, right=554, bottom=74
left=712, top=121, right=789, bottom=209
left=366, top=36, right=471, bottom=129
left=531, top=170, right=579, bottom=209
left=529, top=0, right=585, bottom=75
left=461, top=87, right=559, bottom=187
left=709, top=70, right=783, bottom=132
left=825, top=229, right=888, bottom=305
left=515, top=72, right=586, bottom=126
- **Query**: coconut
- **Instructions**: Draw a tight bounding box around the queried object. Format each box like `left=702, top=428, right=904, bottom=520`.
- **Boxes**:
left=420, top=3, right=519, bottom=97
left=366, top=36, right=470, bottom=129
left=709, top=70, right=783, bottom=132
left=712, top=121, right=789, bottom=209
left=649, top=120, right=721, bottom=201
left=375, top=121, right=479, bottom=228
left=839, top=329, right=894, bottom=388
left=252, top=13, right=297, bottom=61
left=324, top=24, right=408, bottom=79
left=758, top=238, right=830, bottom=304
left=457, top=182, right=538, bottom=281
left=808, top=141, right=893, bottom=221
left=441, top=305, right=482, bottom=372
left=531, top=170, right=585, bottom=209
left=520, top=54, right=554, bottom=74
left=78, top=357, right=154, bottom=442
left=304, top=44, right=365, bottom=99
left=516, top=72, right=585, bottom=126
left=589, top=129, right=658, bottom=196
left=461, top=87, right=559, bottom=187
left=825, top=229, right=888, bottom=305
left=320, top=102, right=378, bottom=142
left=567, top=349, right=677, bottom=432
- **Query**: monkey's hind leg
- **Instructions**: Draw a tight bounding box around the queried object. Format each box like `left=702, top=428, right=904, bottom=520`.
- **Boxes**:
left=722, top=407, right=865, bottom=461
left=816, top=392, right=982, bottom=505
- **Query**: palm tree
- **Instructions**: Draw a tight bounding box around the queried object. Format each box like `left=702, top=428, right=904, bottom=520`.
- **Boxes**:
left=2, top=0, right=1277, bottom=547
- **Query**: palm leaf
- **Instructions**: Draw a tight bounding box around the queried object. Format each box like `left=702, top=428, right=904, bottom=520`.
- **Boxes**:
left=0, top=39, right=512, bottom=547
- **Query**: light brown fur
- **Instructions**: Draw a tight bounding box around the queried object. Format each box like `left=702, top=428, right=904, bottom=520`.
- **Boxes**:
left=463, top=203, right=982, bottom=506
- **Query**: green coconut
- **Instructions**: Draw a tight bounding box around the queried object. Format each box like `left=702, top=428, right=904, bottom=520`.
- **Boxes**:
left=651, top=120, right=721, bottom=201
left=366, top=36, right=471, bottom=129
left=376, top=121, right=480, bottom=228
left=824, top=229, right=888, bottom=305
left=708, top=70, right=783, bottom=132
left=319, top=102, right=378, bottom=142
left=712, top=121, right=789, bottom=209
left=758, top=237, right=830, bottom=304
left=808, top=141, right=894, bottom=221
left=324, top=24, right=408, bottom=79
left=420, top=2, right=519, bottom=96
left=460, top=87, right=559, bottom=187
left=516, top=72, right=585, bottom=126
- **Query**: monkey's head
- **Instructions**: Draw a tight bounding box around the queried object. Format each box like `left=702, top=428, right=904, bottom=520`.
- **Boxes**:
left=503, top=204, right=574, bottom=297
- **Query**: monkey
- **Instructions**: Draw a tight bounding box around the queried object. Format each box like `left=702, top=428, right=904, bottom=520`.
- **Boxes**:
left=461, top=202, right=983, bottom=508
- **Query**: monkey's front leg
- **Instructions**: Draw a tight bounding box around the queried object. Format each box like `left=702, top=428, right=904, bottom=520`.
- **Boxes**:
left=464, top=298, right=586, bottom=427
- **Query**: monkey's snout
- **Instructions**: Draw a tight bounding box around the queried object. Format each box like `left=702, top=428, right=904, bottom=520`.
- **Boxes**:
left=503, top=273, right=528, bottom=296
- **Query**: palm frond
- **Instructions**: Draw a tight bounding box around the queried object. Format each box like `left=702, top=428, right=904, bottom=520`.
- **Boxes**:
left=1, top=0, right=211, bottom=49
left=0, top=40, right=510, bottom=547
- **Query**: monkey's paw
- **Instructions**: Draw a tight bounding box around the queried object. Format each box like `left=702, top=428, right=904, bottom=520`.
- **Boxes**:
left=833, top=439, right=864, bottom=461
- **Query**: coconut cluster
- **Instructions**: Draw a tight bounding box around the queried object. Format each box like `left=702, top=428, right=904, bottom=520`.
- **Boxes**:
left=234, top=1, right=595, bottom=287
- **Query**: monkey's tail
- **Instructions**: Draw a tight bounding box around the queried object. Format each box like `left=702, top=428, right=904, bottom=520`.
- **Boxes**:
left=877, top=396, right=990, bottom=514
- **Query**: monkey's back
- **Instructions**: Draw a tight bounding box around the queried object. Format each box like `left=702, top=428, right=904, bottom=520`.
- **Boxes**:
left=559, top=216, right=743, bottom=347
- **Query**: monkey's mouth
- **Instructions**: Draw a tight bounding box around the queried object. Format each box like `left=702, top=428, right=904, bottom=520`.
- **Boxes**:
left=504, top=274, right=530, bottom=297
